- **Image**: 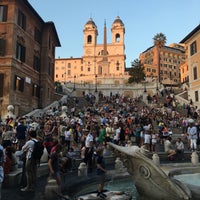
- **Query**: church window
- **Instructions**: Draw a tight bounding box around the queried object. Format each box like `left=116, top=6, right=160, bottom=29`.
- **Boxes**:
left=115, top=33, right=120, bottom=42
left=87, top=35, right=92, bottom=44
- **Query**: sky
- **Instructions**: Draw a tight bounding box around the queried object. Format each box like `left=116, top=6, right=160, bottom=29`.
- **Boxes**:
left=28, top=0, right=200, bottom=67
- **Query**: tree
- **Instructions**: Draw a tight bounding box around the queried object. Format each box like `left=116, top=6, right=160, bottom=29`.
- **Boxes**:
left=153, top=33, right=167, bottom=83
left=128, top=59, right=145, bottom=83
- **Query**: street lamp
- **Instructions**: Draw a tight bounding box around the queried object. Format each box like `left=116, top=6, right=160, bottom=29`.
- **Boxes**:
left=73, top=75, right=76, bottom=91
left=95, top=74, right=98, bottom=93
left=156, top=77, right=159, bottom=91
left=144, top=77, right=147, bottom=92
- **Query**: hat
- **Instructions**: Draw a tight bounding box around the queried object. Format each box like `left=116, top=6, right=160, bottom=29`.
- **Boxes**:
left=188, top=119, right=194, bottom=124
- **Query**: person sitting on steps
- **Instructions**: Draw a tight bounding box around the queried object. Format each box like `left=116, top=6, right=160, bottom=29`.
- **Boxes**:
left=164, top=136, right=176, bottom=160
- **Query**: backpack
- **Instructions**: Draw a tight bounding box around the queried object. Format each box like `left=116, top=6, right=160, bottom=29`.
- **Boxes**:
left=31, top=139, right=44, bottom=164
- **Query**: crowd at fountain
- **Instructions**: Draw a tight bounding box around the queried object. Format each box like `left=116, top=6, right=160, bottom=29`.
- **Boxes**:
left=0, top=88, right=199, bottom=195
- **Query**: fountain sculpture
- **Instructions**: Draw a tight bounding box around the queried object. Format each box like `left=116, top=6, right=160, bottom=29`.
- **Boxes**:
left=108, top=142, right=200, bottom=200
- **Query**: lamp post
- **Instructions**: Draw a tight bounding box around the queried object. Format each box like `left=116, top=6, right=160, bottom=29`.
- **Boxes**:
left=156, top=77, right=159, bottom=91
left=95, top=74, right=97, bottom=93
left=144, top=77, right=147, bottom=93
left=73, top=75, right=76, bottom=91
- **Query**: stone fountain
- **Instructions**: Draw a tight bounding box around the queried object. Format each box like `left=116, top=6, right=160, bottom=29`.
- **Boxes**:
left=108, top=142, right=200, bottom=200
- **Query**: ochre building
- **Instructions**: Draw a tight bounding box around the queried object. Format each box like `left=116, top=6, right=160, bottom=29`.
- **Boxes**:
left=55, top=16, right=128, bottom=86
left=180, top=24, right=200, bottom=106
left=139, top=43, right=186, bottom=86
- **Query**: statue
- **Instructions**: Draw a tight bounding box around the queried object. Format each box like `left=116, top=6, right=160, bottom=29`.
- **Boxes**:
left=60, top=106, right=69, bottom=123
left=108, top=142, right=200, bottom=200
left=7, top=105, right=16, bottom=120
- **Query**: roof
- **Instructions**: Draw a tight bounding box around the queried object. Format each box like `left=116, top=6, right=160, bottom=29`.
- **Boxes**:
left=141, top=45, right=185, bottom=54
left=85, top=18, right=97, bottom=28
left=112, top=16, right=124, bottom=26
left=24, top=0, right=44, bottom=23
left=45, top=22, right=61, bottom=47
left=180, top=24, right=200, bottom=43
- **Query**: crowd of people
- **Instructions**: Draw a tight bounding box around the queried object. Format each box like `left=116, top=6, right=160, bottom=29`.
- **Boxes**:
left=0, top=88, right=199, bottom=197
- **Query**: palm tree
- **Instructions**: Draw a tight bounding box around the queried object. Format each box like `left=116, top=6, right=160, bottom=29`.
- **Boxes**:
left=153, top=33, right=167, bottom=83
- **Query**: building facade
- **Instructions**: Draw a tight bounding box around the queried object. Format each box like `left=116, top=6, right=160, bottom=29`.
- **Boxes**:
left=139, top=43, right=186, bottom=86
left=55, top=16, right=128, bottom=86
left=180, top=24, right=200, bottom=106
left=0, top=0, right=60, bottom=118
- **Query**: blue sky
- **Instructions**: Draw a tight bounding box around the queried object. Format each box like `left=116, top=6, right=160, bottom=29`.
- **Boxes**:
left=29, top=0, right=200, bottom=67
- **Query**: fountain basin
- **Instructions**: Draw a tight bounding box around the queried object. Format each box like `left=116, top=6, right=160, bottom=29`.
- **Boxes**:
left=108, top=143, right=200, bottom=200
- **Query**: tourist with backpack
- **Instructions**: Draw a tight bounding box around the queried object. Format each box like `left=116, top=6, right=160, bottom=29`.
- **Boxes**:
left=21, top=129, right=43, bottom=192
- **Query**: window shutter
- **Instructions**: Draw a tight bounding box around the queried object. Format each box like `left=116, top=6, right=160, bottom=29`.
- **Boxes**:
left=20, top=78, right=24, bottom=92
left=0, top=38, right=5, bottom=56
left=14, top=75, right=17, bottom=90
left=3, top=5, right=7, bottom=21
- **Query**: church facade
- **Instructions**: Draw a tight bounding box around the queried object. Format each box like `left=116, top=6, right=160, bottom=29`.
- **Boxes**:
left=55, top=16, right=129, bottom=86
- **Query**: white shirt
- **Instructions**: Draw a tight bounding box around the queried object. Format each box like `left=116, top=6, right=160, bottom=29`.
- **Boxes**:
left=114, top=128, right=120, bottom=141
left=64, top=130, right=71, bottom=141
left=22, top=138, right=37, bottom=160
left=85, top=133, right=93, bottom=148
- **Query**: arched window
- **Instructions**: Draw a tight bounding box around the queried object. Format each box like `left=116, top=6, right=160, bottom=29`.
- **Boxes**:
left=115, top=33, right=120, bottom=42
left=87, top=35, right=92, bottom=44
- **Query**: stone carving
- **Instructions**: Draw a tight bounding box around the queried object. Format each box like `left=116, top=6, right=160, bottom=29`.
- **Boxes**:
left=60, top=106, right=69, bottom=122
left=108, top=142, right=199, bottom=200
left=7, top=105, right=16, bottom=119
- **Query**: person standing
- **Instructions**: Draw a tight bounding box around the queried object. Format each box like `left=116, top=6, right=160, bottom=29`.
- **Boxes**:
left=98, top=124, right=106, bottom=145
left=96, top=147, right=107, bottom=198
left=187, top=119, right=198, bottom=151
left=84, top=129, right=94, bottom=173
left=16, top=119, right=27, bottom=150
left=21, top=130, right=38, bottom=192
left=64, top=126, right=71, bottom=151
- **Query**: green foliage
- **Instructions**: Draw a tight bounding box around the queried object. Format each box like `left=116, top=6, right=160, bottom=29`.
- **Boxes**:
left=153, top=33, right=167, bottom=49
left=128, top=59, right=145, bottom=83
